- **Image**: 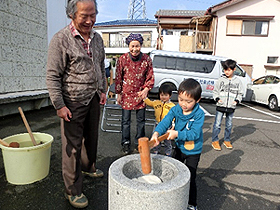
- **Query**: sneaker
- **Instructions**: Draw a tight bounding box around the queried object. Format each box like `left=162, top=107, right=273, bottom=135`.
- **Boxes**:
left=187, top=205, right=198, bottom=210
left=212, top=141, right=221, bottom=151
left=122, top=144, right=130, bottom=155
left=65, top=193, right=88, bottom=208
left=223, top=141, right=233, bottom=149
left=82, top=169, right=104, bottom=178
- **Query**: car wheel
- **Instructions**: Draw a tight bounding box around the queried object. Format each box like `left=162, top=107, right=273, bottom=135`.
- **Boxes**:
left=268, top=95, right=279, bottom=111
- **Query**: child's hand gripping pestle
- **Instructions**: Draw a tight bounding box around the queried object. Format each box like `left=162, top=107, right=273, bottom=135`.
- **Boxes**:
left=138, top=133, right=169, bottom=174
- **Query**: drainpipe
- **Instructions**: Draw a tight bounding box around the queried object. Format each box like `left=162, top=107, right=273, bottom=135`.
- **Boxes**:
left=156, top=15, right=161, bottom=50
left=213, top=16, right=218, bottom=55
left=194, top=18, right=198, bottom=53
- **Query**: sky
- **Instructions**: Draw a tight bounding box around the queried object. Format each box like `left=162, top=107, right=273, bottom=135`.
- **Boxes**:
left=95, top=0, right=223, bottom=23
left=47, top=0, right=224, bottom=43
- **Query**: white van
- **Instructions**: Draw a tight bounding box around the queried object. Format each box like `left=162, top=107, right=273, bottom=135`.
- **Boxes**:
left=150, top=50, right=252, bottom=101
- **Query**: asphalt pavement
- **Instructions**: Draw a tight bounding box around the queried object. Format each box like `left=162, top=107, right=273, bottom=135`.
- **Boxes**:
left=0, top=102, right=279, bottom=210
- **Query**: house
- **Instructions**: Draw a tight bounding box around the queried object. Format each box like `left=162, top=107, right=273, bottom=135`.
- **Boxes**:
left=154, top=10, right=213, bottom=53
left=207, top=0, right=280, bottom=79
left=93, top=10, right=214, bottom=56
left=93, top=19, right=158, bottom=55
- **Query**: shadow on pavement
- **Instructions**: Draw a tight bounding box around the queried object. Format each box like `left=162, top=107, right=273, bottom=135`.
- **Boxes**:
left=0, top=106, right=279, bottom=210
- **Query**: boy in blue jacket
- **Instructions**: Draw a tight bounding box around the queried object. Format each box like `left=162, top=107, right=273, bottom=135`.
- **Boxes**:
left=151, top=78, right=205, bottom=210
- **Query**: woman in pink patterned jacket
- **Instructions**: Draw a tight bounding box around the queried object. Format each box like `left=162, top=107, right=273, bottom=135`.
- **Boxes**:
left=115, top=33, right=154, bottom=154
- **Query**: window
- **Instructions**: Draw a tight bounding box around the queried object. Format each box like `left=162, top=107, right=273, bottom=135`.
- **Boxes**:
left=153, top=55, right=216, bottom=73
left=153, top=56, right=166, bottom=68
left=242, top=20, right=268, bottom=35
left=166, top=57, right=176, bottom=69
left=227, top=20, right=242, bottom=35
left=267, top=56, right=278, bottom=64
left=253, top=77, right=266, bottom=85
left=181, top=31, right=188, bottom=35
left=185, top=59, right=197, bottom=72
left=161, top=29, right=174, bottom=35
left=109, top=33, right=121, bottom=47
left=274, top=76, right=280, bottom=84
left=226, top=16, right=273, bottom=36
left=176, top=58, right=186, bottom=70
left=234, top=65, right=245, bottom=77
left=265, top=76, right=275, bottom=84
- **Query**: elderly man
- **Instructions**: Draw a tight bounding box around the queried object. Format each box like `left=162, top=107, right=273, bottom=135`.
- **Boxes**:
left=46, top=0, right=106, bottom=208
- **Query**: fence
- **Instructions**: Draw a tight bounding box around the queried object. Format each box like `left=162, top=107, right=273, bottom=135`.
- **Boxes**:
left=104, top=40, right=157, bottom=48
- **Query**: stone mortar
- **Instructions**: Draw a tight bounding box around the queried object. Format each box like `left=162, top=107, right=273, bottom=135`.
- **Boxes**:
left=108, top=154, right=190, bottom=210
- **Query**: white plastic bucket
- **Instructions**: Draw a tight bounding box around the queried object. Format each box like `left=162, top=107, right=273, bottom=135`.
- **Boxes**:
left=0, top=132, right=53, bottom=185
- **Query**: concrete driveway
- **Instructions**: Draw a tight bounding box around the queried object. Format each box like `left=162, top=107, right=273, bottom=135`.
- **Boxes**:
left=0, top=102, right=279, bottom=210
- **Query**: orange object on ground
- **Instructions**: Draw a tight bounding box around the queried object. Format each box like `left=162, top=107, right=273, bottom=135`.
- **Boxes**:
left=0, top=138, right=20, bottom=148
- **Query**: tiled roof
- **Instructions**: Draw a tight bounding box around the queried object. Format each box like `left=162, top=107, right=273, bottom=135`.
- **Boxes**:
left=208, top=0, right=245, bottom=13
left=94, top=19, right=157, bottom=27
left=155, top=10, right=206, bottom=17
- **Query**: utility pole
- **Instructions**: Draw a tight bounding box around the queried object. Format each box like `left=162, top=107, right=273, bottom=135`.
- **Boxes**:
left=127, top=0, right=146, bottom=20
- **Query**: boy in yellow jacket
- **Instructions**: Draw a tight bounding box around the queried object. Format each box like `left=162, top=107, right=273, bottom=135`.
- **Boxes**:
left=144, top=84, right=175, bottom=156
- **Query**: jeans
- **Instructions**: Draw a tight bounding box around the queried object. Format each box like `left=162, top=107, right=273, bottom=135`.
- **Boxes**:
left=212, top=110, right=234, bottom=142
left=153, top=123, right=172, bottom=155
left=121, top=108, right=145, bottom=146
left=153, top=139, right=172, bottom=156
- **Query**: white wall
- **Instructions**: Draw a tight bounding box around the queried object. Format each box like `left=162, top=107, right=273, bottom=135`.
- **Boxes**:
left=214, top=0, right=280, bottom=79
left=162, top=35, right=180, bottom=51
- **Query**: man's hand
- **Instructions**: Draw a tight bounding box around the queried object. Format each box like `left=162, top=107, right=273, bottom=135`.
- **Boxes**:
left=100, top=93, right=106, bottom=105
left=57, top=106, right=72, bottom=122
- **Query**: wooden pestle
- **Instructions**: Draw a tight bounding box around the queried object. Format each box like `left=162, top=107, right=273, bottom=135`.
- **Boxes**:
left=138, top=133, right=169, bottom=174
left=18, top=107, right=37, bottom=146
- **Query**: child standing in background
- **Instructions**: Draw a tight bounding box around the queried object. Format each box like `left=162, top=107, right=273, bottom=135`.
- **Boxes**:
left=144, top=84, right=175, bottom=156
left=151, top=79, right=205, bottom=210
left=212, top=59, right=243, bottom=151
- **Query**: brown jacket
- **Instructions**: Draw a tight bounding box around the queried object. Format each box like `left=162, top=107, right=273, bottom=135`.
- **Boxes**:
left=46, top=26, right=106, bottom=110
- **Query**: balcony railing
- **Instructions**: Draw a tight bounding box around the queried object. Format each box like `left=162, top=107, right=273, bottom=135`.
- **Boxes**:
left=195, top=31, right=213, bottom=52
left=103, top=32, right=214, bottom=53
left=104, top=40, right=157, bottom=48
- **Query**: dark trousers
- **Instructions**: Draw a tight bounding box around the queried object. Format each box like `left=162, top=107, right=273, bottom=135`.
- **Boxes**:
left=61, top=94, right=100, bottom=196
left=121, top=108, right=145, bottom=146
left=173, top=146, right=201, bottom=206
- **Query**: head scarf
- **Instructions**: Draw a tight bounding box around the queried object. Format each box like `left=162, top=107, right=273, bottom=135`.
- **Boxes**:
left=125, top=33, right=144, bottom=46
